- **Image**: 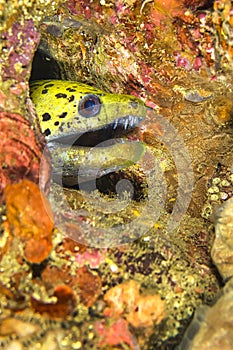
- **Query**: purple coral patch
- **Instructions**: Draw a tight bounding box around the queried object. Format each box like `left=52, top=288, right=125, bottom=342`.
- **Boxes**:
left=2, top=19, right=40, bottom=82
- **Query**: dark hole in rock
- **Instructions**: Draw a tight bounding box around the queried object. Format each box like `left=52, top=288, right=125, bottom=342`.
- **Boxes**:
left=30, top=48, right=61, bottom=82
left=64, top=169, right=148, bottom=202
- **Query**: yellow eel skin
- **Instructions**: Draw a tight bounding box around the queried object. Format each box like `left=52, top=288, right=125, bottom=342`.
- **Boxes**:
left=30, top=79, right=146, bottom=184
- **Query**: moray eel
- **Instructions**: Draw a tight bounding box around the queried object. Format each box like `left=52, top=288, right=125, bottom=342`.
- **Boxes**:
left=30, top=80, right=146, bottom=185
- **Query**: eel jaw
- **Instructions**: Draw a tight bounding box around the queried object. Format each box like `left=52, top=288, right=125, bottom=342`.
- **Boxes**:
left=48, top=115, right=144, bottom=147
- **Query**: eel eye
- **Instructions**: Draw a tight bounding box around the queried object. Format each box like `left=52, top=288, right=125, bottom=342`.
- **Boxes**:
left=78, top=94, right=101, bottom=117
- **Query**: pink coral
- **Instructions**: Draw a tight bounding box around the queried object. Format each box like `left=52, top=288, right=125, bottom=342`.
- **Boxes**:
left=2, top=20, right=39, bottom=82
left=174, top=52, right=191, bottom=70
left=75, top=248, right=106, bottom=268
left=94, top=318, right=140, bottom=350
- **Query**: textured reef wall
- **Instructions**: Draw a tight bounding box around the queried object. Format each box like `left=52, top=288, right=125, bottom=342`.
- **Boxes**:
left=1, top=0, right=233, bottom=349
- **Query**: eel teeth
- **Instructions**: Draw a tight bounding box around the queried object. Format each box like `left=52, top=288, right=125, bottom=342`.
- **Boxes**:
left=112, top=116, right=143, bottom=131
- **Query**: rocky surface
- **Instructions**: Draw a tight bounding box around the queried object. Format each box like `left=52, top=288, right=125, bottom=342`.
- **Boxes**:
left=1, top=0, right=233, bottom=349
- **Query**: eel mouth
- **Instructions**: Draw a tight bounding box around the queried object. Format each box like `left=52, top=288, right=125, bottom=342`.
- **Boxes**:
left=51, top=115, right=144, bottom=147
